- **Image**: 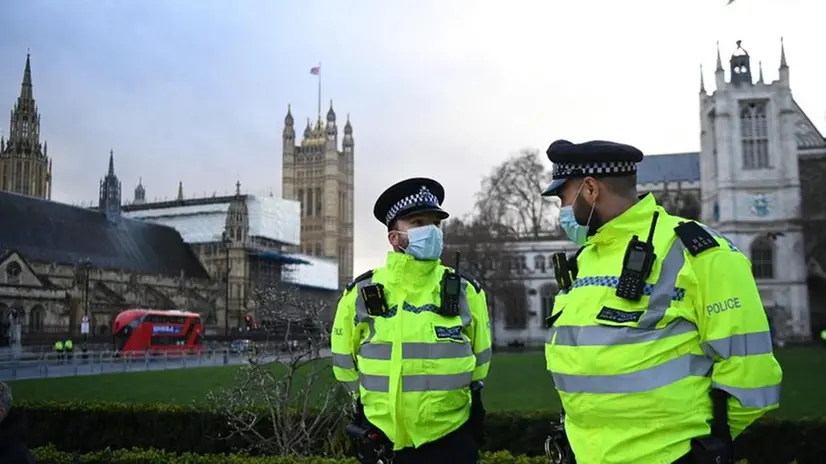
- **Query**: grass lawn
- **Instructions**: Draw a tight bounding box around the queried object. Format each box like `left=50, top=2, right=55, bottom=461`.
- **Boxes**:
left=9, top=346, right=825, bottom=418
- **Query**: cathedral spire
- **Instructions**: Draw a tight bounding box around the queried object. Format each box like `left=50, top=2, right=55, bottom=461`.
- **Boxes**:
left=20, top=52, right=33, bottom=101
left=108, top=149, right=115, bottom=176
left=779, top=36, right=788, bottom=68
left=715, top=41, right=723, bottom=72
left=699, top=64, right=706, bottom=93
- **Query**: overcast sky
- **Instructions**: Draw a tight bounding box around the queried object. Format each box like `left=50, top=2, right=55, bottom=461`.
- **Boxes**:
left=0, top=0, right=823, bottom=273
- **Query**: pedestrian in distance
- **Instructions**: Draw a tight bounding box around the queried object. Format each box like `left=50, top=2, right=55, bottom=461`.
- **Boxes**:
left=541, top=140, right=783, bottom=464
left=331, top=177, right=492, bottom=464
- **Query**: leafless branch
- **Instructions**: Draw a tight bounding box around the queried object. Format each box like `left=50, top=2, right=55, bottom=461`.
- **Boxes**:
left=207, top=283, right=350, bottom=457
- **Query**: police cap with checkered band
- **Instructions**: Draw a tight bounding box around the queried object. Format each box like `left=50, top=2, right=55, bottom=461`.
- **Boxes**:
left=541, top=139, right=644, bottom=197
left=373, top=177, right=450, bottom=227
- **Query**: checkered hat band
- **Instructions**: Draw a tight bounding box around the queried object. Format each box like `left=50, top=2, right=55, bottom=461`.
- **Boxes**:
left=385, top=186, right=440, bottom=224
left=551, top=161, right=637, bottom=179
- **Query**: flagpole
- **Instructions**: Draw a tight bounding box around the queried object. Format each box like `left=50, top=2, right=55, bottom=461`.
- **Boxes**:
left=317, top=61, right=322, bottom=123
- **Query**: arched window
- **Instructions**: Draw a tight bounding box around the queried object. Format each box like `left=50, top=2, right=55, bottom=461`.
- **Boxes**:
left=5, top=261, right=22, bottom=285
left=539, top=283, right=558, bottom=327
left=534, top=255, right=546, bottom=273
left=29, top=305, right=46, bottom=332
left=314, top=243, right=323, bottom=257
left=297, top=189, right=304, bottom=216
left=315, top=187, right=322, bottom=216
left=740, top=101, right=770, bottom=170
left=307, top=188, right=314, bottom=216
left=751, top=236, right=774, bottom=279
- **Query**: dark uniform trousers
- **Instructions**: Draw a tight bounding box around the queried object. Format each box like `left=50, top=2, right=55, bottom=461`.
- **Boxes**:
left=392, top=421, right=478, bottom=464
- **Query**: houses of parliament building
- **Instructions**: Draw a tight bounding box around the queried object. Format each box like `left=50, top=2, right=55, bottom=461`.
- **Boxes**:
left=0, top=53, right=355, bottom=341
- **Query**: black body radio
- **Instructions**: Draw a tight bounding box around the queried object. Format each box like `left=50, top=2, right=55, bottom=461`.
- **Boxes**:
left=552, top=252, right=573, bottom=291
left=615, top=211, right=659, bottom=301
left=360, top=284, right=389, bottom=316
left=440, top=251, right=462, bottom=317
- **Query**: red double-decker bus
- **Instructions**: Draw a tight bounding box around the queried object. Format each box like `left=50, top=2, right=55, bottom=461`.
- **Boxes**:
left=113, top=309, right=204, bottom=354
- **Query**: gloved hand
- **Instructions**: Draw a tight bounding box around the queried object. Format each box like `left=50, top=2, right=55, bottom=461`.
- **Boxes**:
left=470, top=382, right=486, bottom=446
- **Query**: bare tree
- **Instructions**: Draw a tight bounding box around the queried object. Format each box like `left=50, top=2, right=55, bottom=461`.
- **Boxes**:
left=208, top=284, right=350, bottom=457
left=443, top=216, right=530, bottom=340
left=475, top=149, right=560, bottom=238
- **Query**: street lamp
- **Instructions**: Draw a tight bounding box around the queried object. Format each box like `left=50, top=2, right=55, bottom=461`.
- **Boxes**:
left=222, top=231, right=232, bottom=336
left=82, top=257, right=92, bottom=345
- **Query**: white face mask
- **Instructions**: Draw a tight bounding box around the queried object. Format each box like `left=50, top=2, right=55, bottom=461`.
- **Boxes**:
left=394, top=225, right=444, bottom=261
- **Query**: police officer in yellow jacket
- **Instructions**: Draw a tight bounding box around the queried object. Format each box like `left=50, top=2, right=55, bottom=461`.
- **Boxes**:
left=541, top=140, right=783, bottom=464
left=332, top=177, right=492, bottom=464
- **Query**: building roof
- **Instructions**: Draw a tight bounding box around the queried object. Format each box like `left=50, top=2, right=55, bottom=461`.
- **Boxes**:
left=123, top=195, right=301, bottom=246
left=0, top=190, right=210, bottom=279
left=637, top=152, right=700, bottom=185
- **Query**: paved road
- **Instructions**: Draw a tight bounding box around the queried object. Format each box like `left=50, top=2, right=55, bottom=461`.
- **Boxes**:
left=0, top=348, right=332, bottom=382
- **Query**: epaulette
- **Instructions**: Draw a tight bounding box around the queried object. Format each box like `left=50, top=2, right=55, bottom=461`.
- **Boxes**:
left=453, top=269, right=482, bottom=293
left=674, top=221, right=720, bottom=257
left=345, top=269, right=374, bottom=292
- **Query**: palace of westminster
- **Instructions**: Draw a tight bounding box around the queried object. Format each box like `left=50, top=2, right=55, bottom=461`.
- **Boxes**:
left=0, top=54, right=355, bottom=342
left=2, top=40, right=825, bottom=344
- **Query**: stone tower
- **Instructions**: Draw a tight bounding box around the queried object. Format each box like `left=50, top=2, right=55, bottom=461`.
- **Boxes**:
left=0, top=53, right=52, bottom=199
left=281, top=102, right=354, bottom=289
left=699, top=39, right=810, bottom=338
left=99, top=149, right=122, bottom=223
left=134, top=178, right=146, bottom=204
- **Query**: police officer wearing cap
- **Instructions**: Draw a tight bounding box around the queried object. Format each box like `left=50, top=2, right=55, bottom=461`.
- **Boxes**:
left=541, top=140, right=782, bottom=464
left=331, top=177, right=492, bottom=464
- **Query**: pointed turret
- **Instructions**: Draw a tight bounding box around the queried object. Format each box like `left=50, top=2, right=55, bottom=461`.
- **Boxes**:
left=714, top=41, right=725, bottom=90
left=699, top=65, right=706, bottom=94
left=107, top=149, right=115, bottom=176
left=20, top=53, right=33, bottom=101
left=98, top=149, right=122, bottom=223
left=758, top=61, right=764, bottom=84
left=343, top=113, right=354, bottom=154
left=778, top=37, right=789, bottom=86
left=134, top=177, right=146, bottom=204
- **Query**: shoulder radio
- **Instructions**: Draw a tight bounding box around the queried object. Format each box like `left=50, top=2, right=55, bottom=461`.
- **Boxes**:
left=615, top=211, right=659, bottom=302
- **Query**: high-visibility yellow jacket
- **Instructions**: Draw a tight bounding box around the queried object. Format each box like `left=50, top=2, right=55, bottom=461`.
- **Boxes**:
left=545, top=193, right=782, bottom=464
left=332, top=251, right=492, bottom=450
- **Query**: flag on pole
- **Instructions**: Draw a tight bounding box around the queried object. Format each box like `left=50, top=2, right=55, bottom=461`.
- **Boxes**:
left=310, top=66, right=320, bottom=75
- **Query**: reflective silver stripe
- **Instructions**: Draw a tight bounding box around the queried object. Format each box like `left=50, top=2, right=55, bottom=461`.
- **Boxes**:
left=638, top=239, right=687, bottom=328
left=360, top=373, right=390, bottom=392
left=343, top=380, right=359, bottom=392
left=358, top=372, right=473, bottom=392
left=332, top=353, right=355, bottom=369
left=458, top=280, right=473, bottom=327
left=702, top=331, right=774, bottom=360
left=360, top=343, right=391, bottom=360
left=552, top=318, right=697, bottom=347
left=403, top=372, right=473, bottom=391
left=358, top=342, right=473, bottom=360
left=475, top=348, right=492, bottom=366
left=551, top=353, right=713, bottom=394
left=403, top=342, right=472, bottom=359
left=712, top=382, right=780, bottom=408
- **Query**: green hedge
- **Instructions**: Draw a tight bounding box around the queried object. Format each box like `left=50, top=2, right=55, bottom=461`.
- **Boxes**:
left=18, top=401, right=826, bottom=464
left=32, top=446, right=548, bottom=464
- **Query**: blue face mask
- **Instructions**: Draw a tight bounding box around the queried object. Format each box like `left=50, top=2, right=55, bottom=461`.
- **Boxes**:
left=401, top=225, right=444, bottom=261
left=559, top=206, right=589, bottom=246
left=559, top=183, right=596, bottom=246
